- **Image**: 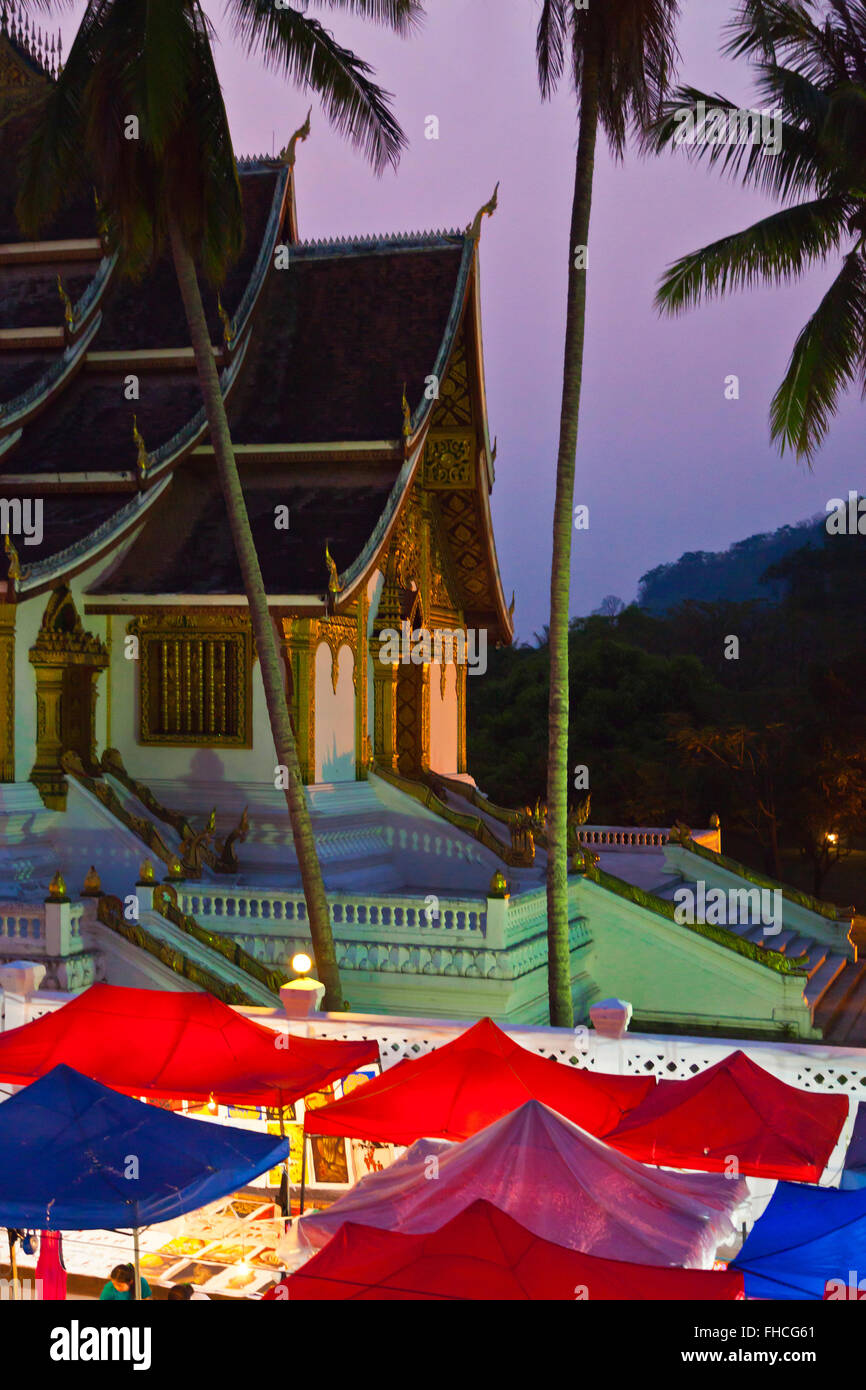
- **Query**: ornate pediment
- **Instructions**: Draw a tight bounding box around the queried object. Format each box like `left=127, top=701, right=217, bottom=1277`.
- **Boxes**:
left=29, top=586, right=108, bottom=667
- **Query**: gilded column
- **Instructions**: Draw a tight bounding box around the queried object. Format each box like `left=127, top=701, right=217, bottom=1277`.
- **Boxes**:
left=0, top=604, right=15, bottom=782
left=456, top=662, right=468, bottom=774
left=355, top=591, right=368, bottom=778
left=371, top=583, right=401, bottom=772
left=280, top=617, right=318, bottom=784
left=420, top=660, right=431, bottom=771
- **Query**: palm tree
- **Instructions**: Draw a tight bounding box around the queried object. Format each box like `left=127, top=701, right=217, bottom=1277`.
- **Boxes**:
left=536, top=0, right=680, bottom=1026
left=648, top=0, right=866, bottom=464
left=16, top=0, right=422, bottom=1010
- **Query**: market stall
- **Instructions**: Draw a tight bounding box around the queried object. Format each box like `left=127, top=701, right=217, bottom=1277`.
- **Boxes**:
left=606, top=1050, right=849, bottom=1181
left=305, top=1015, right=656, bottom=1146
left=286, top=1198, right=746, bottom=1300
left=283, top=1097, right=750, bottom=1271
left=0, top=1063, right=290, bottom=1298
left=0, top=988, right=384, bottom=1296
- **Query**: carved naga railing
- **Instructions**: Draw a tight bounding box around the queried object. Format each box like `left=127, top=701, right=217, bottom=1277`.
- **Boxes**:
left=152, top=884, right=288, bottom=997
left=62, top=751, right=176, bottom=871
left=370, top=763, right=534, bottom=868
left=96, top=894, right=257, bottom=1005
left=98, top=748, right=249, bottom=876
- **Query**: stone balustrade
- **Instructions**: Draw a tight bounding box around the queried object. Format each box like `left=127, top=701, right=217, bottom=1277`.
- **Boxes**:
left=0, top=899, right=85, bottom=957
left=578, top=825, right=721, bottom=852
left=175, top=886, right=490, bottom=943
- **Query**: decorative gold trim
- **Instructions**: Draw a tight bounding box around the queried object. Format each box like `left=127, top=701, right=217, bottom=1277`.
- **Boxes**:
left=424, top=435, right=474, bottom=489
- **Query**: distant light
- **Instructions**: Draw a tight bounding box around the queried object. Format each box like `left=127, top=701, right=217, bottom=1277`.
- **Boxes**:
left=291, top=953, right=313, bottom=976
left=827, top=832, right=839, bottom=846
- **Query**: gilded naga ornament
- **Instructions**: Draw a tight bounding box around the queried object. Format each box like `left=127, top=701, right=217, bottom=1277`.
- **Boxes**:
left=401, top=383, right=412, bottom=439
left=325, top=542, right=341, bottom=595
left=467, top=182, right=499, bottom=241
left=217, top=295, right=234, bottom=350
left=132, top=414, right=149, bottom=485
left=93, top=189, right=110, bottom=248
left=56, top=274, right=75, bottom=333
left=279, top=107, right=312, bottom=168
left=3, top=533, right=28, bottom=586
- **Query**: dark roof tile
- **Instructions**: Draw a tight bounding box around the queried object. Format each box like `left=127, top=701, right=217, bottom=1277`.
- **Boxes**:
left=228, top=243, right=464, bottom=444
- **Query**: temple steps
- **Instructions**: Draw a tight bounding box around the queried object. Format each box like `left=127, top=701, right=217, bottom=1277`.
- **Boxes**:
left=814, top=962, right=866, bottom=1045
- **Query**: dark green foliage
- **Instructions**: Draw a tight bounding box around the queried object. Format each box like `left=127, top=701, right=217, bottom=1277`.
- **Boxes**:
left=470, top=526, right=866, bottom=902
left=638, top=514, right=825, bottom=612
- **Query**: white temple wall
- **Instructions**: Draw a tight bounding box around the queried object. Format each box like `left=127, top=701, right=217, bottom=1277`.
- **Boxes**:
left=428, top=662, right=458, bottom=774
left=107, top=633, right=279, bottom=786
left=314, top=641, right=355, bottom=783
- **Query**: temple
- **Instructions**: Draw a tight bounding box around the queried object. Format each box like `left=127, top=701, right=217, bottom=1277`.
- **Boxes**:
left=1, top=10, right=863, bottom=1040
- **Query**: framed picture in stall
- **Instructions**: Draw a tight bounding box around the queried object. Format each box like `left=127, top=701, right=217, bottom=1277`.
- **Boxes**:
left=307, top=1134, right=351, bottom=1186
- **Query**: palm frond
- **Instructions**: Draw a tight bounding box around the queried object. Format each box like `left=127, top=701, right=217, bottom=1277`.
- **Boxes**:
left=770, top=249, right=866, bottom=459
left=225, top=0, right=406, bottom=172
left=536, top=0, right=568, bottom=100
left=656, top=195, right=851, bottom=314
left=305, top=0, right=424, bottom=36
left=643, top=85, right=828, bottom=202
left=15, top=0, right=107, bottom=236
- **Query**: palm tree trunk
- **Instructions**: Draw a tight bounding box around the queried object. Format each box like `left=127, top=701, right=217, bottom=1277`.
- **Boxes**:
left=168, top=218, right=344, bottom=1010
left=545, top=51, right=601, bottom=1028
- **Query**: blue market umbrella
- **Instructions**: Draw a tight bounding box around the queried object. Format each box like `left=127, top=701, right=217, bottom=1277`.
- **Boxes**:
left=0, top=1064, right=290, bottom=1296
left=732, top=1181, right=866, bottom=1300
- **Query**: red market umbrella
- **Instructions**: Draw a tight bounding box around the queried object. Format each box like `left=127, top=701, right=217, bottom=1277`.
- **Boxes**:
left=287, top=1198, right=746, bottom=1300
left=305, top=1017, right=654, bottom=1144
left=607, top=1050, right=848, bottom=1182
left=0, top=984, right=378, bottom=1107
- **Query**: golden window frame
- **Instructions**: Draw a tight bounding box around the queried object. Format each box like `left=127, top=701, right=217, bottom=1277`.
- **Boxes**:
left=136, top=622, right=253, bottom=748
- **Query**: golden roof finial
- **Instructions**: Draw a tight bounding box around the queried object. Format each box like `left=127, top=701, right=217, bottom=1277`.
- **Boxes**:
left=467, top=181, right=499, bottom=241
left=488, top=870, right=509, bottom=899
left=93, top=188, right=109, bottom=248
left=3, top=533, right=26, bottom=586
left=325, top=542, right=341, bottom=595
left=82, top=865, right=102, bottom=896
left=508, top=591, right=515, bottom=622
left=401, top=382, right=412, bottom=439
left=280, top=106, right=312, bottom=169
left=132, top=414, right=149, bottom=484
left=492, top=436, right=498, bottom=465
left=217, top=294, right=234, bottom=350
left=205, top=808, right=216, bottom=834
left=56, top=274, right=75, bottom=333
left=47, top=869, right=68, bottom=902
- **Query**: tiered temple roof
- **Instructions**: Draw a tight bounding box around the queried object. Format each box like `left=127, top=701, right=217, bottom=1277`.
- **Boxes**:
left=0, top=28, right=512, bottom=642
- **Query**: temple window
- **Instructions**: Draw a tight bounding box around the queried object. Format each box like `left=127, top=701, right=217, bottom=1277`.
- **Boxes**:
left=138, top=630, right=252, bottom=746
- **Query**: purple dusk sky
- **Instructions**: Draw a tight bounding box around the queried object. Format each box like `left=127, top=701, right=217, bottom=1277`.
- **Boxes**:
left=54, top=2, right=863, bottom=638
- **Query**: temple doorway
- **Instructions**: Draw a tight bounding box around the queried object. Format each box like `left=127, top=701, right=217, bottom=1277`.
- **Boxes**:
left=29, top=586, right=108, bottom=808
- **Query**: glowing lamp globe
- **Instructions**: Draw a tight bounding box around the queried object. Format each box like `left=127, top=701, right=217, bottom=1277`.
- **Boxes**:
left=291, top=952, right=313, bottom=976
